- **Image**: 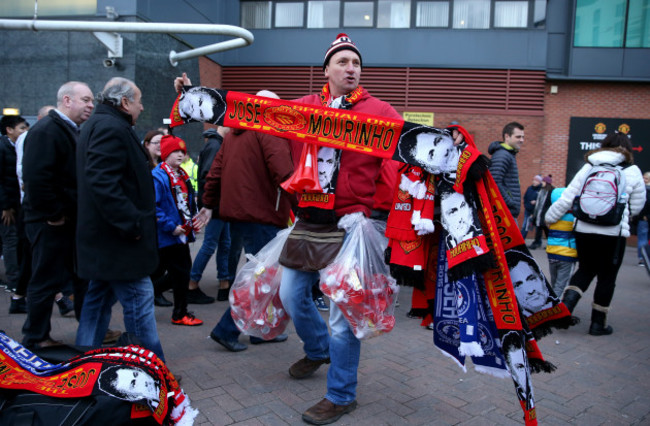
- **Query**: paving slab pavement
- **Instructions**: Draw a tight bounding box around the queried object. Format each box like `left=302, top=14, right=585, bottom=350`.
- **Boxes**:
left=1, top=238, right=649, bottom=425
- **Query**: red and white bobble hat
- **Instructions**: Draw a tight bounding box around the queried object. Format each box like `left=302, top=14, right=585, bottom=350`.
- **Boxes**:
left=323, top=33, right=362, bottom=70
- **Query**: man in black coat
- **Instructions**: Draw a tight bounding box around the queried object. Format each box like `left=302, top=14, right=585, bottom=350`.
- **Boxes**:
left=75, top=77, right=165, bottom=360
left=488, top=122, right=525, bottom=220
left=21, top=82, right=94, bottom=349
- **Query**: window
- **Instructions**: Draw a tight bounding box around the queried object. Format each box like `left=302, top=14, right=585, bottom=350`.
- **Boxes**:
left=494, top=1, right=528, bottom=28
left=275, top=2, right=305, bottom=27
left=416, top=1, right=450, bottom=27
left=533, top=0, right=546, bottom=28
left=241, top=1, right=272, bottom=29
left=344, top=1, right=374, bottom=26
left=0, top=0, right=96, bottom=16
left=378, top=0, right=411, bottom=28
left=626, top=0, right=650, bottom=47
left=574, top=0, right=626, bottom=47
left=453, top=0, right=490, bottom=29
left=307, top=1, right=341, bottom=28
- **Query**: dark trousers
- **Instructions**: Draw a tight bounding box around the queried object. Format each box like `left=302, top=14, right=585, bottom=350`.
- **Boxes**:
left=15, top=208, right=30, bottom=297
left=22, top=221, right=83, bottom=346
left=152, top=243, right=192, bottom=319
left=569, top=232, right=625, bottom=308
left=213, top=222, right=281, bottom=340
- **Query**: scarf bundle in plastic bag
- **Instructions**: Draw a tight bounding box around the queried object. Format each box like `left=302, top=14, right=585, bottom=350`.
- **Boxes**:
left=230, top=227, right=292, bottom=340
left=319, top=213, right=399, bottom=339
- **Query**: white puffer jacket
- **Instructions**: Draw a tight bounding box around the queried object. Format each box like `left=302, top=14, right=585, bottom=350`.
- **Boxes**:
left=545, top=148, right=646, bottom=238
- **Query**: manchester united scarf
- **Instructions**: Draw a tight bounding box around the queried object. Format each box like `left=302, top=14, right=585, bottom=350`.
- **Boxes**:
left=0, top=332, right=197, bottom=425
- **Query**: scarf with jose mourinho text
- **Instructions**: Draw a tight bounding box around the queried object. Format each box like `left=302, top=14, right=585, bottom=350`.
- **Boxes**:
left=0, top=332, right=197, bottom=425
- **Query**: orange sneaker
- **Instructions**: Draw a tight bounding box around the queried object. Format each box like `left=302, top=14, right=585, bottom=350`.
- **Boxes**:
left=171, top=312, right=203, bottom=326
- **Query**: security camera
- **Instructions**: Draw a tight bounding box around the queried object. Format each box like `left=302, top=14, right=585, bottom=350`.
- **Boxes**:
left=103, top=58, right=116, bottom=68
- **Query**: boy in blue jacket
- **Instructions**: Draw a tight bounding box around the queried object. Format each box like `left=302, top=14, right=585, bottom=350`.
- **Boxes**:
left=152, top=135, right=203, bottom=326
left=545, top=187, right=578, bottom=297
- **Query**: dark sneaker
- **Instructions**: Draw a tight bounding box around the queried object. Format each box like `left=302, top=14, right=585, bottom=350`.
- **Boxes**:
left=314, top=296, right=329, bottom=312
left=216, top=288, right=230, bottom=301
left=289, top=356, right=330, bottom=379
left=171, top=312, right=204, bottom=326
left=210, top=332, right=247, bottom=352
left=302, top=398, right=357, bottom=425
left=9, top=297, right=27, bottom=314
left=154, top=293, right=173, bottom=307
left=186, top=287, right=215, bottom=304
left=56, top=296, right=74, bottom=316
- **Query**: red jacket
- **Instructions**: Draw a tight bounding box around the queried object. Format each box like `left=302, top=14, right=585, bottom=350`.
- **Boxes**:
left=202, top=129, right=294, bottom=228
left=292, top=89, right=401, bottom=217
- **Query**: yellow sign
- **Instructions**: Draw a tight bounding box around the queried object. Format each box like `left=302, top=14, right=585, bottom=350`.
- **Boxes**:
left=403, top=111, right=434, bottom=126
left=2, top=108, right=20, bottom=116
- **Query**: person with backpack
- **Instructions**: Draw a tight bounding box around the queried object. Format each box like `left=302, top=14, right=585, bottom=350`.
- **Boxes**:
left=544, top=133, right=645, bottom=336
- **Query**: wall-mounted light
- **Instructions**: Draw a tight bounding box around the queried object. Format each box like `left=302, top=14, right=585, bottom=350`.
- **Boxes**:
left=550, top=85, right=558, bottom=94
left=364, top=15, right=370, bottom=20
left=2, top=108, right=20, bottom=115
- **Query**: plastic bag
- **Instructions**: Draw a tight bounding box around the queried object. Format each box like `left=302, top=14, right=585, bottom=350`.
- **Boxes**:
left=230, top=227, right=292, bottom=340
left=320, top=213, right=399, bottom=340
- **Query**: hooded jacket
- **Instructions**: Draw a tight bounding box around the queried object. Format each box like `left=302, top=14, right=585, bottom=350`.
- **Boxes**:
left=545, top=147, right=645, bottom=238
left=488, top=140, right=521, bottom=217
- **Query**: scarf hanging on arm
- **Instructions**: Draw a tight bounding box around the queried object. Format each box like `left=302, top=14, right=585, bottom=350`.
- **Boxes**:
left=160, top=161, right=195, bottom=238
left=0, top=332, right=198, bottom=425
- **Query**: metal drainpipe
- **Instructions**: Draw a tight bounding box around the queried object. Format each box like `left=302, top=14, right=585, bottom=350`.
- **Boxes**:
left=0, top=19, right=254, bottom=66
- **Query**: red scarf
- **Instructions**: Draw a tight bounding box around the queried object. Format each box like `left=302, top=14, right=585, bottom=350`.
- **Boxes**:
left=159, top=162, right=193, bottom=235
left=281, top=84, right=364, bottom=212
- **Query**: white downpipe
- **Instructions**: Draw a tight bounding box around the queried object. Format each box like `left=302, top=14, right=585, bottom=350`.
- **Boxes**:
left=0, top=19, right=254, bottom=66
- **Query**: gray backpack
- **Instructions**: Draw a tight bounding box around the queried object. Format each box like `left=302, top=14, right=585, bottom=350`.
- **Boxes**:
left=572, top=163, right=628, bottom=226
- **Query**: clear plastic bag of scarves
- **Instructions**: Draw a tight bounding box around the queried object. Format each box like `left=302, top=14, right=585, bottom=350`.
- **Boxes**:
left=319, top=213, right=400, bottom=339
left=230, top=227, right=292, bottom=340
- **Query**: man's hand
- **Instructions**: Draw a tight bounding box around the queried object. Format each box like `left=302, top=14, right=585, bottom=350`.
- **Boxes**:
left=194, top=207, right=212, bottom=229
left=452, top=129, right=464, bottom=146
left=173, top=72, right=192, bottom=93
left=2, top=209, right=15, bottom=226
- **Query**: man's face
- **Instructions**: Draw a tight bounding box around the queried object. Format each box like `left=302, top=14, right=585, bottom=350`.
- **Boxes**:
left=510, top=260, right=549, bottom=313
left=65, top=84, right=95, bottom=125
left=122, top=85, right=144, bottom=125
left=114, top=368, right=159, bottom=401
left=324, top=50, right=361, bottom=98
left=644, top=173, right=650, bottom=185
left=413, top=132, right=459, bottom=173
left=504, top=128, right=524, bottom=150
left=317, top=147, right=338, bottom=189
left=506, top=345, right=528, bottom=397
left=5, top=121, right=28, bottom=142
left=441, top=192, right=473, bottom=243
left=182, top=90, right=214, bottom=121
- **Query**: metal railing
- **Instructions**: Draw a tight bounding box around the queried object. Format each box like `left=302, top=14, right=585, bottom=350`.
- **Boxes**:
left=0, top=18, right=254, bottom=66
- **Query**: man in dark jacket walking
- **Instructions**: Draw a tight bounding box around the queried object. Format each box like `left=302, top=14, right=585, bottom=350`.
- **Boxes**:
left=488, top=122, right=525, bottom=220
left=21, top=82, right=94, bottom=349
left=75, top=77, right=164, bottom=360
left=521, top=175, right=542, bottom=238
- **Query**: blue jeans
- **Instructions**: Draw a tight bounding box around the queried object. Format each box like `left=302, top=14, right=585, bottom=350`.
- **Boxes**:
left=279, top=267, right=360, bottom=405
left=637, top=220, right=648, bottom=259
left=190, top=218, right=231, bottom=282
left=211, top=222, right=281, bottom=340
left=549, top=258, right=575, bottom=297
left=520, top=213, right=532, bottom=239
left=76, top=277, right=165, bottom=361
